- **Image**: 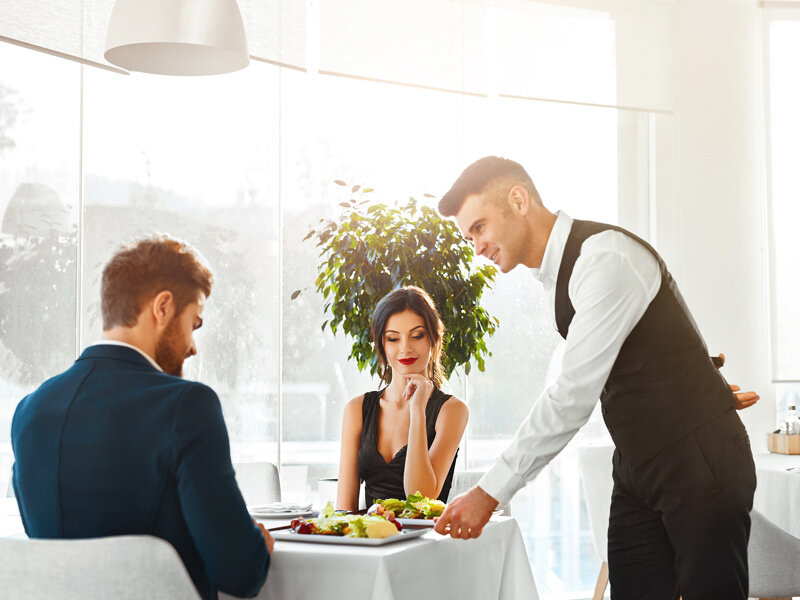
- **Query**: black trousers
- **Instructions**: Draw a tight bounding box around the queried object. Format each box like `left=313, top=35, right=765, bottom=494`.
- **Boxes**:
left=607, top=409, right=756, bottom=600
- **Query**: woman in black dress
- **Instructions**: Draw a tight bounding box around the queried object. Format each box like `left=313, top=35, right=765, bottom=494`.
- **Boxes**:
left=336, top=286, right=469, bottom=510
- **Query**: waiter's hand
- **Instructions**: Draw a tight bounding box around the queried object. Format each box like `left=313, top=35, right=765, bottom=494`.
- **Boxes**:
left=730, top=385, right=759, bottom=410
left=434, top=485, right=498, bottom=539
left=714, top=353, right=759, bottom=410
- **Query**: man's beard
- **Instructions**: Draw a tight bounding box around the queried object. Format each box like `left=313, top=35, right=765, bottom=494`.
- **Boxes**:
left=154, top=316, right=186, bottom=377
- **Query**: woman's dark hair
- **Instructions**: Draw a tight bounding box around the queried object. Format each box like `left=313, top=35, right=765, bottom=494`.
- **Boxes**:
left=370, top=286, right=445, bottom=387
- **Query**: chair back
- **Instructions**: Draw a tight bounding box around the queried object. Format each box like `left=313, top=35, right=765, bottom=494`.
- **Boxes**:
left=0, top=452, right=12, bottom=498
left=0, top=535, right=200, bottom=599
left=576, top=444, right=615, bottom=563
left=233, top=461, right=281, bottom=505
left=748, top=509, right=800, bottom=597
left=447, top=471, right=511, bottom=515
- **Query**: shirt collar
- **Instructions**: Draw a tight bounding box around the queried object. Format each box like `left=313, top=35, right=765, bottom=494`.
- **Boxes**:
left=90, top=340, right=164, bottom=372
left=532, top=210, right=573, bottom=286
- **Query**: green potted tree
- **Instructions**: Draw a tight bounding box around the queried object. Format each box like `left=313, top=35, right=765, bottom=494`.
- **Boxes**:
left=294, top=181, right=499, bottom=382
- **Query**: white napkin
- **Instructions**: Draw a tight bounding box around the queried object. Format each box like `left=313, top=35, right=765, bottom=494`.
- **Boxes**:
left=248, top=502, right=313, bottom=515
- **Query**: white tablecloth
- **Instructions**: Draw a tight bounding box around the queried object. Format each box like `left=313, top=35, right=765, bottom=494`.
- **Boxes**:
left=753, top=452, right=800, bottom=539
left=226, top=517, right=538, bottom=600
left=0, top=498, right=24, bottom=539
left=0, top=500, right=537, bottom=600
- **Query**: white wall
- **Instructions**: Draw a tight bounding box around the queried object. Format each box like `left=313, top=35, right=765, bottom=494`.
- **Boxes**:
left=654, top=0, right=772, bottom=447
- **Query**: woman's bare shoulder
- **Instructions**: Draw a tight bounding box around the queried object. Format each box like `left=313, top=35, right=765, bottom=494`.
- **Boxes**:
left=440, top=394, right=469, bottom=417
left=346, top=393, right=366, bottom=407
left=342, top=393, right=367, bottom=417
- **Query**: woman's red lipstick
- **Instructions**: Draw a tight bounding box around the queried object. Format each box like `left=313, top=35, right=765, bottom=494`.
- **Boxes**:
left=398, top=358, right=417, bottom=365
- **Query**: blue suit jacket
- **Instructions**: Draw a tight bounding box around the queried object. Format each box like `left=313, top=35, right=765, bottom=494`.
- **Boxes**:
left=11, top=344, right=269, bottom=600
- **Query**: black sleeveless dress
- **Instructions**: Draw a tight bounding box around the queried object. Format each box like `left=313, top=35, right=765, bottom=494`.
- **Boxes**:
left=357, top=387, right=458, bottom=507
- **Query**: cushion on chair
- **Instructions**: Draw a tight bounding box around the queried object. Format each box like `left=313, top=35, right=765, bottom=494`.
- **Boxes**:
left=0, top=535, right=201, bottom=599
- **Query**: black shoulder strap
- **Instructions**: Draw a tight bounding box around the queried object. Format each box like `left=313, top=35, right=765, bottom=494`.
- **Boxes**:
left=360, top=390, right=382, bottom=443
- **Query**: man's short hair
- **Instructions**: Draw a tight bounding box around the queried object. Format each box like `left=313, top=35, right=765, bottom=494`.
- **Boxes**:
left=101, top=236, right=213, bottom=330
left=439, top=156, right=539, bottom=217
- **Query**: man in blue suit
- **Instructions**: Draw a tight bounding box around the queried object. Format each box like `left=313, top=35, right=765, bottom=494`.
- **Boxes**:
left=11, top=237, right=272, bottom=600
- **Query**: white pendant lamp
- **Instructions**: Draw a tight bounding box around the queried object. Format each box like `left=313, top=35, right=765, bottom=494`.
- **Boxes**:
left=104, top=0, right=249, bottom=75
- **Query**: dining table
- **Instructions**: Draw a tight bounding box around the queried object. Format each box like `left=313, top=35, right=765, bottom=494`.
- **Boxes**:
left=0, top=497, right=537, bottom=600
left=752, top=451, right=800, bottom=539
left=221, top=515, right=539, bottom=600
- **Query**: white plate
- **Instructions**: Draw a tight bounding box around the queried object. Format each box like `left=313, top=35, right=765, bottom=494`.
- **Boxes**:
left=250, top=509, right=316, bottom=519
left=272, top=527, right=428, bottom=546
left=397, top=518, right=436, bottom=527
left=395, top=509, right=502, bottom=526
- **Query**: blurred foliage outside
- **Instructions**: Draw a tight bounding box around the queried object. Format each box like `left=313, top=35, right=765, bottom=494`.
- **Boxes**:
left=296, top=182, right=499, bottom=383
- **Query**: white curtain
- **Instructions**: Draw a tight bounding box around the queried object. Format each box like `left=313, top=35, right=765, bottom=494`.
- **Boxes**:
left=0, top=0, right=306, bottom=70
left=0, top=0, right=674, bottom=111
left=317, top=0, right=674, bottom=111
left=0, top=0, right=87, bottom=58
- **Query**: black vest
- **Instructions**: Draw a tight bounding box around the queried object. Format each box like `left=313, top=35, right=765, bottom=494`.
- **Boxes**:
left=555, top=220, right=734, bottom=465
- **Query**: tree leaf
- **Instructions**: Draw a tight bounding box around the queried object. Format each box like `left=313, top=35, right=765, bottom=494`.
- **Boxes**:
left=334, top=179, right=347, bottom=186
left=290, top=289, right=301, bottom=300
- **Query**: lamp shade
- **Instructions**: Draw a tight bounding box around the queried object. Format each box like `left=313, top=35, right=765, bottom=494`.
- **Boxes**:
left=104, top=0, right=249, bottom=75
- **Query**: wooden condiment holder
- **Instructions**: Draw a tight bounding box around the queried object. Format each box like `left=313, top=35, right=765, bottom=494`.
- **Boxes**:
left=767, top=432, right=800, bottom=455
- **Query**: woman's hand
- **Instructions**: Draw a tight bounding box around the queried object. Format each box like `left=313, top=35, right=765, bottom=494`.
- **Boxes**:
left=403, top=373, right=434, bottom=412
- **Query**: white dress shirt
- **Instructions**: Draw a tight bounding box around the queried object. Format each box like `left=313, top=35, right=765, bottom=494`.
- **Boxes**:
left=478, top=211, right=662, bottom=504
left=89, top=339, right=164, bottom=372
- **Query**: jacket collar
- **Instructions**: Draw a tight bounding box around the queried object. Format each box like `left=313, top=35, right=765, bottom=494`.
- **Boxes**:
left=77, top=343, right=162, bottom=372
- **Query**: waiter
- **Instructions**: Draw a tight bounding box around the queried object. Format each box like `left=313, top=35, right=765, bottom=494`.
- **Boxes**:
left=434, top=156, right=757, bottom=600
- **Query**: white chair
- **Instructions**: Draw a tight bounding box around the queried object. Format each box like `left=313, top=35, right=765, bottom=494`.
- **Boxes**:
left=0, top=535, right=200, bottom=599
left=576, top=444, right=614, bottom=600
left=233, top=461, right=281, bottom=505
left=748, top=509, right=800, bottom=600
left=447, top=470, right=512, bottom=515
left=0, top=452, right=12, bottom=498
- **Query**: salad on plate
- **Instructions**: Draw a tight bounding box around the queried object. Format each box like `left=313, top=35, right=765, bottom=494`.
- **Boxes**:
left=290, top=502, right=402, bottom=539
left=368, top=491, right=446, bottom=520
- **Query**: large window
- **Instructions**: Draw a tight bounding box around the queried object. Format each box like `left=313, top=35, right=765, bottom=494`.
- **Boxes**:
left=0, top=9, right=652, bottom=598
left=278, top=69, right=633, bottom=596
left=81, top=62, right=282, bottom=467
left=0, top=43, right=80, bottom=496
left=765, top=13, right=800, bottom=424
left=463, top=96, right=621, bottom=594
